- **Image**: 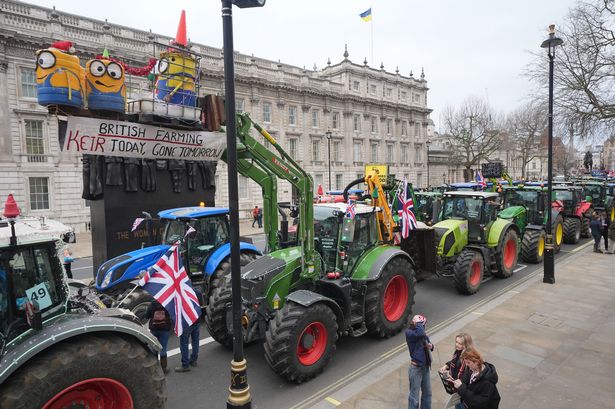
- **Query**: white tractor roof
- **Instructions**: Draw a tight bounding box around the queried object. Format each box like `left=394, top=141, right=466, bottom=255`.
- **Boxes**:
left=315, top=202, right=380, bottom=214
left=443, top=191, right=499, bottom=199
left=0, top=216, right=73, bottom=247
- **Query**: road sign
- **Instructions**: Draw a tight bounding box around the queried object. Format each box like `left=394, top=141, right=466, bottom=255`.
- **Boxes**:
left=365, top=164, right=389, bottom=184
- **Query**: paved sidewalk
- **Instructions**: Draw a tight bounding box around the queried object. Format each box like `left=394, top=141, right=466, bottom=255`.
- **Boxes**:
left=68, top=218, right=264, bottom=259
left=308, top=244, right=615, bottom=409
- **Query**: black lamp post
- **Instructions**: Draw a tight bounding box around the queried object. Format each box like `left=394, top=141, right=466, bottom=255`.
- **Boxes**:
left=426, top=140, right=431, bottom=188
left=540, top=24, right=563, bottom=285
left=326, top=130, right=332, bottom=191
left=221, top=1, right=265, bottom=408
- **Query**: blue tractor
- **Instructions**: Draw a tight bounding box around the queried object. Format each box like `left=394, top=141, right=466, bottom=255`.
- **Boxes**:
left=95, top=206, right=260, bottom=345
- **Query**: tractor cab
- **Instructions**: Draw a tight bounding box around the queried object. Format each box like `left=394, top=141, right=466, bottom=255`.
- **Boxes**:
left=439, top=191, right=500, bottom=243
left=577, top=182, right=604, bottom=205
left=415, top=192, right=442, bottom=224
left=552, top=186, right=586, bottom=216
left=448, top=182, right=483, bottom=192
left=502, top=187, right=547, bottom=225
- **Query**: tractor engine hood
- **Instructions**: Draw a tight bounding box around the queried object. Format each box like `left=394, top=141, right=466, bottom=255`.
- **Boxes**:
left=96, top=244, right=170, bottom=290
left=498, top=205, right=525, bottom=220
left=432, top=219, right=468, bottom=257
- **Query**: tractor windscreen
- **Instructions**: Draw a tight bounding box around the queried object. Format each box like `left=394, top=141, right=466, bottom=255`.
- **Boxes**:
left=505, top=190, right=539, bottom=210
left=554, top=190, right=573, bottom=208
left=313, top=207, right=342, bottom=270
left=582, top=185, right=602, bottom=202
left=441, top=197, right=483, bottom=222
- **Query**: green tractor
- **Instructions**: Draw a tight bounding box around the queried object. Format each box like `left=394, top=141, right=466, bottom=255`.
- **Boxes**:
left=210, top=114, right=417, bottom=383
left=415, top=191, right=442, bottom=225
left=499, top=185, right=564, bottom=263
left=432, top=191, right=520, bottom=295
left=575, top=180, right=615, bottom=222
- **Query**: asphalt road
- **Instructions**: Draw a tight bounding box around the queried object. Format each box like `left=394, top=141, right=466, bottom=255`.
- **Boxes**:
left=72, top=236, right=592, bottom=409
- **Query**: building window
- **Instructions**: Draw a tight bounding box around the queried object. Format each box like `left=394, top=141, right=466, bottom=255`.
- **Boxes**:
left=370, top=84, right=377, bottom=95
left=415, top=146, right=422, bottom=163
left=401, top=91, right=407, bottom=100
left=371, top=143, right=378, bottom=162
left=386, top=119, right=392, bottom=135
left=353, top=80, right=360, bottom=91
left=335, top=174, right=344, bottom=190
left=215, top=175, right=220, bottom=202
left=532, top=161, right=537, bottom=170
left=401, top=145, right=408, bottom=163
left=417, top=173, right=423, bottom=186
left=20, top=67, right=37, bottom=98
left=332, top=141, right=341, bottom=162
left=385, top=87, right=393, bottom=97
left=371, top=117, right=377, bottom=133
left=262, top=102, right=272, bottom=123
left=415, top=123, right=421, bottom=137
left=238, top=175, right=248, bottom=199
left=29, top=177, right=49, bottom=210
left=353, top=114, right=361, bottom=132
left=288, top=106, right=297, bottom=126
left=312, top=110, right=319, bottom=128
left=387, top=145, right=394, bottom=163
left=25, top=120, right=45, bottom=162
left=413, top=93, right=421, bottom=103
left=332, top=112, right=340, bottom=129
left=401, top=121, right=407, bottom=136
left=289, top=138, right=298, bottom=158
left=312, top=139, right=321, bottom=161
left=314, top=174, right=323, bottom=188
left=353, top=142, right=362, bottom=162
left=236, top=99, right=244, bottom=113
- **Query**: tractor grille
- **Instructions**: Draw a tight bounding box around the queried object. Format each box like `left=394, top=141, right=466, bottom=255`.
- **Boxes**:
left=97, top=254, right=132, bottom=286
left=434, top=227, right=448, bottom=253
left=240, top=255, right=287, bottom=302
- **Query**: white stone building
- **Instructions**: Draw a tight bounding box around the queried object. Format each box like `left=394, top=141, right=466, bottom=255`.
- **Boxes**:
left=0, top=0, right=433, bottom=231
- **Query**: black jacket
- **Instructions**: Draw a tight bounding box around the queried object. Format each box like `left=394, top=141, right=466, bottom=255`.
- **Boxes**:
left=457, top=362, right=500, bottom=409
left=145, top=301, right=172, bottom=331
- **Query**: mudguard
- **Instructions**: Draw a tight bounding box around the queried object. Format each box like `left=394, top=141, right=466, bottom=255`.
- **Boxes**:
left=350, top=245, right=414, bottom=282
left=487, top=218, right=518, bottom=248
left=286, top=289, right=345, bottom=329
left=0, top=309, right=160, bottom=385
left=204, top=242, right=260, bottom=275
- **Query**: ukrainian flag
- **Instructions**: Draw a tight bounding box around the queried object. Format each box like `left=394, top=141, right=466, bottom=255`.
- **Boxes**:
left=360, top=7, right=372, bottom=22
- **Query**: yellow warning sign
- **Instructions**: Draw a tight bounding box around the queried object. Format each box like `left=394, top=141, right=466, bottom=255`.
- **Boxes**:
left=365, top=164, right=389, bottom=184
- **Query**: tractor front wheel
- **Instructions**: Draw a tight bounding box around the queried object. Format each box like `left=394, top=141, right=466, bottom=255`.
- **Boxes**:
left=365, top=257, right=415, bottom=337
left=580, top=213, right=592, bottom=238
left=0, top=334, right=165, bottom=409
left=453, top=249, right=484, bottom=295
left=563, top=218, right=581, bottom=244
left=553, top=215, right=564, bottom=253
left=264, top=302, right=338, bottom=383
left=521, top=229, right=545, bottom=264
left=494, top=229, right=519, bottom=278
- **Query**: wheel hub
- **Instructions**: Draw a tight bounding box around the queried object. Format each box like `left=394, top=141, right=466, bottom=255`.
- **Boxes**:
left=302, top=333, right=315, bottom=349
left=43, top=378, right=133, bottom=409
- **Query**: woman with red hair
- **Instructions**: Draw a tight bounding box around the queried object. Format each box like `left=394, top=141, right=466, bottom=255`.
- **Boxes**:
left=452, top=349, right=501, bottom=409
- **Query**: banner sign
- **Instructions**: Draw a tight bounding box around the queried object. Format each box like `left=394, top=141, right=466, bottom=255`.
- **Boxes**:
left=64, top=117, right=226, bottom=161
left=481, top=162, right=503, bottom=179
left=364, top=164, right=389, bottom=185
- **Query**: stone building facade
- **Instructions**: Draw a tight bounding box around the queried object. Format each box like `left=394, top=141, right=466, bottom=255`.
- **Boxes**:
left=0, top=0, right=432, bottom=231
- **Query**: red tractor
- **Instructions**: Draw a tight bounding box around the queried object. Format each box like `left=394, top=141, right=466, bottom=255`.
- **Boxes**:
left=552, top=185, right=593, bottom=244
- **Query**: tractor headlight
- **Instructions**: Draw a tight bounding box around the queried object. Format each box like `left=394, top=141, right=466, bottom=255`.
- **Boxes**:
left=101, top=271, right=113, bottom=288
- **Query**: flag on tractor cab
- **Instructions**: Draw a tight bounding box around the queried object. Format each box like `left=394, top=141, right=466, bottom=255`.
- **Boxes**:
left=359, top=7, right=372, bottom=22
left=131, top=217, right=144, bottom=232
left=475, top=170, right=486, bottom=188
left=138, top=241, right=201, bottom=336
left=346, top=199, right=357, bottom=219
left=397, top=178, right=418, bottom=238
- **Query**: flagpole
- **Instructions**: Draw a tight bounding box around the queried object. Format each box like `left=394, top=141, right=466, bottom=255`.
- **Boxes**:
left=370, top=4, right=374, bottom=66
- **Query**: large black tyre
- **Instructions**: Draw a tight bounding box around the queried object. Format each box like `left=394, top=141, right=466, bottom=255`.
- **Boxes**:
left=580, top=214, right=591, bottom=238
left=205, top=253, right=258, bottom=348
left=0, top=334, right=165, bottom=409
left=493, top=229, right=519, bottom=278
left=521, top=229, right=545, bottom=264
left=264, top=302, right=338, bottom=383
left=365, top=257, right=415, bottom=337
left=453, top=249, right=484, bottom=295
left=120, top=287, right=154, bottom=323
left=610, top=224, right=615, bottom=241
left=563, top=217, right=581, bottom=244
left=553, top=215, right=564, bottom=254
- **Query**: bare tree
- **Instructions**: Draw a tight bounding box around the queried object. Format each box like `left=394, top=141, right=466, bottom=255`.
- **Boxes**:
left=506, top=101, right=547, bottom=179
left=441, top=96, right=503, bottom=181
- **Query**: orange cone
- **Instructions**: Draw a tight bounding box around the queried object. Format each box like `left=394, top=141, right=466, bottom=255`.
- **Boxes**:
left=174, top=10, right=188, bottom=47
left=3, top=193, right=20, bottom=218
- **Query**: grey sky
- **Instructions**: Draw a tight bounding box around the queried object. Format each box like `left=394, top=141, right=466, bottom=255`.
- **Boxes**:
left=27, top=0, right=577, bottom=131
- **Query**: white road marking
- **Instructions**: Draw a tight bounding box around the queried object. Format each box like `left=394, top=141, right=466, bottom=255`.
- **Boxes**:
left=572, top=241, right=593, bottom=253
left=73, top=265, right=93, bottom=271
left=167, top=336, right=215, bottom=357
left=513, top=264, right=528, bottom=273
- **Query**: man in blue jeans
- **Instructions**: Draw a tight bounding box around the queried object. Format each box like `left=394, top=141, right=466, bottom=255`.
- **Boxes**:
left=406, top=314, right=433, bottom=409
left=175, top=289, right=202, bottom=373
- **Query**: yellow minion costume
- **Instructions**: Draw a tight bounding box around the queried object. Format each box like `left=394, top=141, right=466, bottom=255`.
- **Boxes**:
left=35, top=41, right=85, bottom=108
left=85, top=49, right=126, bottom=113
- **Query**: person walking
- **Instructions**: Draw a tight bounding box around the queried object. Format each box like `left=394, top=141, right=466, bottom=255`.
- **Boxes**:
left=590, top=212, right=604, bottom=253
left=439, top=333, right=474, bottom=409
left=600, top=210, right=611, bottom=253
left=251, top=206, right=259, bottom=228
left=62, top=248, right=74, bottom=279
left=145, top=300, right=172, bottom=374
left=452, top=349, right=501, bottom=409
left=405, top=314, right=433, bottom=409
left=175, top=288, right=202, bottom=373
left=257, top=206, right=263, bottom=228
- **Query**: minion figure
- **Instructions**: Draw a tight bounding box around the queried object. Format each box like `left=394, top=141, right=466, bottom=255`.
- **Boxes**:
left=35, top=41, right=85, bottom=108
left=155, top=10, right=197, bottom=106
left=85, top=49, right=126, bottom=113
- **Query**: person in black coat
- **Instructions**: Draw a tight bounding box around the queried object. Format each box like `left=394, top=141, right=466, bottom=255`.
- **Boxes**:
left=600, top=211, right=611, bottom=253
left=145, top=300, right=172, bottom=374
left=452, top=349, right=500, bottom=409
left=590, top=212, right=604, bottom=253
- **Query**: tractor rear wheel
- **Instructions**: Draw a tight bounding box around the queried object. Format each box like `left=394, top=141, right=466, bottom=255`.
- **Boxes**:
left=521, top=229, right=545, bottom=264
left=365, top=257, right=415, bottom=337
left=453, top=249, right=484, bottom=295
left=120, top=287, right=153, bottom=324
left=494, top=229, right=519, bottom=278
left=553, top=215, right=564, bottom=253
left=0, top=334, right=165, bottom=409
left=205, top=253, right=258, bottom=348
left=563, top=218, right=581, bottom=244
left=264, top=302, right=338, bottom=383
left=580, top=214, right=591, bottom=238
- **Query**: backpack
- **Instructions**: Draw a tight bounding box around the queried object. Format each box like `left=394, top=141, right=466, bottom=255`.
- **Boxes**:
left=151, top=308, right=168, bottom=329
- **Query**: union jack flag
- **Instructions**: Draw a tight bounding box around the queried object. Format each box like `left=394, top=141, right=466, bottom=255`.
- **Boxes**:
left=346, top=199, right=356, bottom=219
left=138, top=242, right=201, bottom=336
left=398, top=178, right=418, bottom=238
left=475, top=170, right=486, bottom=188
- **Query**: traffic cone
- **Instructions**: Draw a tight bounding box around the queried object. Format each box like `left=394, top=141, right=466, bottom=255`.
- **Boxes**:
left=174, top=10, right=188, bottom=47
left=3, top=194, right=20, bottom=219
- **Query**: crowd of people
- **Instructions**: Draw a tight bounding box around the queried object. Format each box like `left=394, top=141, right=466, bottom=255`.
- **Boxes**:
left=590, top=210, right=612, bottom=253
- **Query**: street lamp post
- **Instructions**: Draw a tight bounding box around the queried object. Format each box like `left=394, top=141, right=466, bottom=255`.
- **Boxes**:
left=221, top=1, right=265, bottom=408
left=326, top=130, right=332, bottom=191
left=426, top=141, right=431, bottom=188
left=540, top=24, right=563, bottom=285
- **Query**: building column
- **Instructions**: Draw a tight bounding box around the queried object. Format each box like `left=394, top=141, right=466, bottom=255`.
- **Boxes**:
left=0, top=59, right=12, bottom=159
